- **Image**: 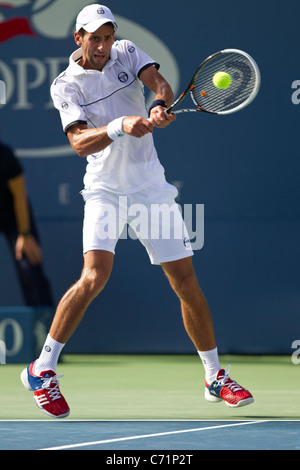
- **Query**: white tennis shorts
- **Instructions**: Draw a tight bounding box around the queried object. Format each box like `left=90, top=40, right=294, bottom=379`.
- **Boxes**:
left=81, top=180, right=194, bottom=265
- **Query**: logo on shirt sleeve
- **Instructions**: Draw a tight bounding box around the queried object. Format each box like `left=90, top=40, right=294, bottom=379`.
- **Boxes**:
left=118, top=72, right=129, bottom=83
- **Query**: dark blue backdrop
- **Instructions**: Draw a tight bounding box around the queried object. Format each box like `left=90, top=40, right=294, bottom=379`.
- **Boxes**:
left=0, top=0, right=299, bottom=354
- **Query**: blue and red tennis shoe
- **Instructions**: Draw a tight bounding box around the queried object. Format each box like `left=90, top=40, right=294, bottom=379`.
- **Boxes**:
left=21, top=362, right=252, bottom=418
left=205, top=366, right=254, bottom=408
left=21, top=361, right=70, bottom=419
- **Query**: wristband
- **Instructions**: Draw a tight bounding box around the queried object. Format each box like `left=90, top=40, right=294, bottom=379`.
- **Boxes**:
left=148, top=99, right=167, bottom=116
left=107, top=116, right=126, bottom=141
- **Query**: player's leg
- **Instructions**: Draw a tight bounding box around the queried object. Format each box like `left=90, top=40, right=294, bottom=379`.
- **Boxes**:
left=161, top=256, right=254, bottom=407
left=36, top=186, right=122, bottom=366
left=161, top=256, right=216, bottom=352
left=20, top=249, right=114, bottom=418
left=49, top=249, right=114, bottom=344
left=161, top=256, right=221, bottom=383
left=130, top=181, right=218, bottom=367
left=21, top=188, right=123, bottom=418
left=34, top=249, right=114, bottom=372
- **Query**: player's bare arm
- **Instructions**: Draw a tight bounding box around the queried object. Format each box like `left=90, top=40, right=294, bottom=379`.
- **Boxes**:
left=140, top=65, right=176, bottom=128
left=67, top=118, right=154, bottom=157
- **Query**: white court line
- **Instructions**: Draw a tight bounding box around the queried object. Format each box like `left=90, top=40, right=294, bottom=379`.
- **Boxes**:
left=1, top=419, right=298, bottom=424
left=39, top=420, right=270, bottom=451
left=0, top=418, right=272, bottom=424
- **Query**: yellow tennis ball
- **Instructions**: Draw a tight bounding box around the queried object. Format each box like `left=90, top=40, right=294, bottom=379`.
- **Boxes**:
left=212, top=72, right=232, bottom=89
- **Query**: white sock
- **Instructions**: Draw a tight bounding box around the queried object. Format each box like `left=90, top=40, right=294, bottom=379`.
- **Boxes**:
left=198, top=347, right=221, bottom=384
left=34, top=334, right=65, bottom=376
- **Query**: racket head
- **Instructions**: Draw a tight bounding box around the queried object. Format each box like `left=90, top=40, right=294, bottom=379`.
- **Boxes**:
left=190, top=49, right=261, bottom=115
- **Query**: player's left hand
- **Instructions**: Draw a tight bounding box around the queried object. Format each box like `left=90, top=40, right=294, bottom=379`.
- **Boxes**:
left=149, top=106, right=176, bottom=128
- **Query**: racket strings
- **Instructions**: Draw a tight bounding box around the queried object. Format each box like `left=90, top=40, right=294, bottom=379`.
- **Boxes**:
left=192, top=52, right=258, bottom=113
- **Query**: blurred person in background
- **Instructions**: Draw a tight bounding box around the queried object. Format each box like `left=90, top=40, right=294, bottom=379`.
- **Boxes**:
left=0, top=136, right=54, bottom=307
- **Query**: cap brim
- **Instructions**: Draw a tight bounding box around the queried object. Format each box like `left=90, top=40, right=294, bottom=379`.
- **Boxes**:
left=76, top=19, right=118, bottom=33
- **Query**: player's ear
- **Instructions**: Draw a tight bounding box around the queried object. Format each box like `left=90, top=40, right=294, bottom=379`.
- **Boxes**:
left=74, top=31, right=83, bottom=47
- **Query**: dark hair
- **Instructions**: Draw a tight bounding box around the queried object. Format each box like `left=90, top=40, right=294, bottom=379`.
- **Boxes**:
left=77, top=27, right=86, bottom=37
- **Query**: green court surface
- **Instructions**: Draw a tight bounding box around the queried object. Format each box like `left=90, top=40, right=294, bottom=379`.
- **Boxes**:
left=0, top=354, right=298, bottom=421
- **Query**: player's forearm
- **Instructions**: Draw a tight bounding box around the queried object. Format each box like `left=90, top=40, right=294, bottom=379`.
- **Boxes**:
left=69, top=117, right=153, bottom=156
left=69, top=126, right=112, bottom=157
left=153, top=82, right=174, bottom=108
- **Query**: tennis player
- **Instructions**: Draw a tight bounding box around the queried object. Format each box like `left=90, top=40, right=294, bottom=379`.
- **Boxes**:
left=21, top=4, right=253, bottom=418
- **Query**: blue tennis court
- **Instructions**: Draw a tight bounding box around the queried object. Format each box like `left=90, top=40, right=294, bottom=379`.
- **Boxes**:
left=0, top=420, right=299, bottom=450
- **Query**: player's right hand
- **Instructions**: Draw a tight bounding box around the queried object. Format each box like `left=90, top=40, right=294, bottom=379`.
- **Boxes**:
left=123, top=116, right=153, bottom=138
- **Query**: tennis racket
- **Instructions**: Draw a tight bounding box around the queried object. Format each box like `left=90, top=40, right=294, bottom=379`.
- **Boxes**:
left=166, top=49, right=260, bottom=115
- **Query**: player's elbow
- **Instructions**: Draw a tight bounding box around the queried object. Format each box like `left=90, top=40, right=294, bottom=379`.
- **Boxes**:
left=67, top=126, right=89, bottom=157
left=67, top=134, right=88, bottom=157
left=74, top=143, right=88, bottom=157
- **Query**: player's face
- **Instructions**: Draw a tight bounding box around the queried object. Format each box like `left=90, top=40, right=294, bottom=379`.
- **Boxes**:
left=75, top=24, right=115, bottom=71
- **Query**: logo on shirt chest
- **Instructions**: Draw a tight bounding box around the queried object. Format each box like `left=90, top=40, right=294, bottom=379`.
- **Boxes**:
left=118, top=72, right=129, bottom=83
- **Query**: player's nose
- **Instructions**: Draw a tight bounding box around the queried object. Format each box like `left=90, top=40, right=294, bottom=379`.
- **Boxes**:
left=97, top=41, right=105, bottom=51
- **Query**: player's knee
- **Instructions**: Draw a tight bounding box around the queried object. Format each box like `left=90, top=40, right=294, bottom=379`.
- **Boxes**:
left=80, top=266, right=111, bottom=297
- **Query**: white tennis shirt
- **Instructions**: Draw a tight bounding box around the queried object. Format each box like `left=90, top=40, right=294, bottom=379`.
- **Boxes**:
left=51, top=40, right=166, bottom=194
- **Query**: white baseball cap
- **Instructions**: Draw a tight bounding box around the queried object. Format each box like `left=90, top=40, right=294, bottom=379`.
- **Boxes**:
left=76, top=4, right=118, bottom=33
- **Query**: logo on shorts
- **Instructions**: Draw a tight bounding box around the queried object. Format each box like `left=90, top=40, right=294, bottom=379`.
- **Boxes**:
left=128, top=46, right=135, bottom=53
left=118, top=72, right=129, bottom=83
left=183, top=237, right=191, bottom=248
